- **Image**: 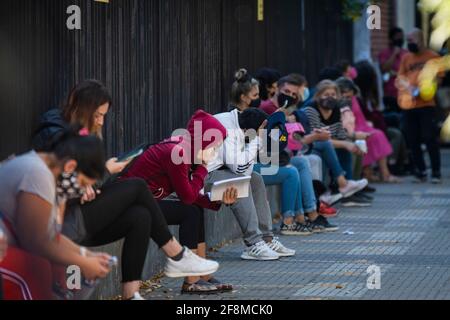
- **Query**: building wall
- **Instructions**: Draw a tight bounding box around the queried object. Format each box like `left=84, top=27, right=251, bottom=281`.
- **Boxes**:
left=370, top=0, right=396, bottom=61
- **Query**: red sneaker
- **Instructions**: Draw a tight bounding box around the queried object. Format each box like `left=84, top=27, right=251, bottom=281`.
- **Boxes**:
left=319, top=202, right=339, bottom=218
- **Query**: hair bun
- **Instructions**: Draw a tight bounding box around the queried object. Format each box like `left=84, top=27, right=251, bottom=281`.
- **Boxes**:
left=235, top=68, right=251, bottom=83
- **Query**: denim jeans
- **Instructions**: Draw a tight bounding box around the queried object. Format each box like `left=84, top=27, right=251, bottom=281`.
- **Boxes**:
left=312, top=140, right=346, bottom=179
left=336, top=149, right=354, bottom=180
left=254, top=162, right=317, bottom=218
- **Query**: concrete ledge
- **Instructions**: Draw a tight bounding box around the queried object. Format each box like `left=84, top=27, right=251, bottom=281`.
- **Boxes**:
left=92, top=187, right=280, bottom=299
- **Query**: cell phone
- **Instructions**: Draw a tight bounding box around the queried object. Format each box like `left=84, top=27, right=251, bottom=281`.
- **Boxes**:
left=117, top=144, right=147, bottom=162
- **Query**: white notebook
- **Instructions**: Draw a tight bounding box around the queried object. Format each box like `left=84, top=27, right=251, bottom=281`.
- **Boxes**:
left=206, top=176, right=251, bottom=202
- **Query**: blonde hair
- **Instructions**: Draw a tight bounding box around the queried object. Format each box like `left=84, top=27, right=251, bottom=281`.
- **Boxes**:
left=313, top=80, right=341, bottom=101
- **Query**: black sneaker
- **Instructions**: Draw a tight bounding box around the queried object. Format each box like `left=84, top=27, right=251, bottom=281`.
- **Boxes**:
left=341, top=194, right=372, bottom=207
left=362, top=185, right=376, bottom=193
left=280, top=223, right=298, bottom=236
left=413, top=172, right=427, bottom=183
left=354, top=191, right=373, bottom=202
left=306, top=220, right=325, bottom=233
left=295, top=222, right=313, bottom=236
left=310, top=216, right=339, bottom=232
left=280, top=223, right=312, bottom=236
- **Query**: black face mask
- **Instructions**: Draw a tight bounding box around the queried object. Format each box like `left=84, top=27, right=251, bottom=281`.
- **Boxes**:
left=277, top=93, right=297, bottom=109
left=56, top=171, right=85, bottom=201
left=249, top=98, right=261, bottom=108
left=408, top=43, right=420, bottom=54
left=340, top=98, right=352, bottom=108
left=319, top=97, right=338, bottom=110
left=393, top=39, right=404, bottom=48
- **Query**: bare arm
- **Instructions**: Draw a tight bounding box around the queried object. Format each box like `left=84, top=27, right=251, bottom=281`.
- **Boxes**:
left=16, top=192, right=110, bottom=280
left=381, top=48, right=401, bottom=73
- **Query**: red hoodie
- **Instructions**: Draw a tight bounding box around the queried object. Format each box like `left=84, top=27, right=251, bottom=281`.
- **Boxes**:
left=121, top=110, right=227, bottom=210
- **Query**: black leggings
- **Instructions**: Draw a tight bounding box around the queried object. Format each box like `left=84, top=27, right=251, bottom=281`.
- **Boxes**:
left=158, top=200, right=205, bottom=250
left=80, top=178, right=173, bottom=283
left=404, top=107, right=441, bottom=175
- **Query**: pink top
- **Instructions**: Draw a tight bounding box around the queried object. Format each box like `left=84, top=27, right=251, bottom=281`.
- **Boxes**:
left=351, top=96, right=392, bottom=166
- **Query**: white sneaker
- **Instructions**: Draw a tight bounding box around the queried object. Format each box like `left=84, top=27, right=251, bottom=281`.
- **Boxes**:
left=164, top=247, right=219, bottom=278
left=319, top=191, right=343, bottom=206
left=339, top=179, right=368, bottom=198
left=267, top=237, right=296, bottom=257
left=240, top=241, right=280, bottom=261
left=130, top=292, right=145, bottom=300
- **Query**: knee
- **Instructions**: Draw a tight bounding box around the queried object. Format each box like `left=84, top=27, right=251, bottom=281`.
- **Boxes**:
left=125, top=178, right=148, bottom=193
left=127, top=206, right=152, bottom=233
left=251, top=171, right=265, bottom=188
left=184, top=205, right=204, bottom=224
left=285, top=167, right=300, bottom=183
left=295, top=157, right=310, bottom=170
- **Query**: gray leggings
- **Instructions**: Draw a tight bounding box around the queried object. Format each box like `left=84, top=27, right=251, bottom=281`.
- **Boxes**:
left=206, top=170, right=273, bottom=246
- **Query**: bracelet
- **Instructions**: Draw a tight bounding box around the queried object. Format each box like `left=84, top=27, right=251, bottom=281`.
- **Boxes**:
left=80, top=246, right=87, bottom=257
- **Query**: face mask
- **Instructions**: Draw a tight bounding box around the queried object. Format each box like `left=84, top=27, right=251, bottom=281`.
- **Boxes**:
left=56, top=171, right=85, bottom=201
left=319, top=97, right=338, bottom=110
left=340, top=98, right=352, bottom=108
left=277, top=93, right=297, bottom=109
left=348, top=67, right=358, bottom=80
left=302, top=87, right=310, bottom=102
left=201, top=147, right=217, bottom=163
left=408, top=43, right=420, bottom=54
left=249, top=98, right=261, bottom=108
left=393, top=39, right=404, bottom=48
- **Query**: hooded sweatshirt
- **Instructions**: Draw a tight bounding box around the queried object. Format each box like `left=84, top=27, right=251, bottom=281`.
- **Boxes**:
left=207, top=109, right=261, bottom=176
left=32, top=109, right=70, bottom=151
left=121, top=110, right=227, bottom=210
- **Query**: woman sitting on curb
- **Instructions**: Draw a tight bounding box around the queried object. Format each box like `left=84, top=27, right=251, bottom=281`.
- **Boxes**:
left=121, top=110, right=238, bottom=295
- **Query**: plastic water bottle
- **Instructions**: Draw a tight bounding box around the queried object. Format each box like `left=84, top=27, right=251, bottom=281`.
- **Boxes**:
left=71, top=256, right=119, bottom=300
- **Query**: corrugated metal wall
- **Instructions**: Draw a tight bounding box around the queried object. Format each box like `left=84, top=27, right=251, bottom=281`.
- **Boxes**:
left=0, top=0, right=353, bottom=159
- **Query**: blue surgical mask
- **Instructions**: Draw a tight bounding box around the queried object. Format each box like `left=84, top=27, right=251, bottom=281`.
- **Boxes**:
left=303, top=87, right=310, bottom=102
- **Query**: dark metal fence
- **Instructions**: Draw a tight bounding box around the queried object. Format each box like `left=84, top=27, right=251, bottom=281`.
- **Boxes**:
left=0, top=0, right=353, bottom=159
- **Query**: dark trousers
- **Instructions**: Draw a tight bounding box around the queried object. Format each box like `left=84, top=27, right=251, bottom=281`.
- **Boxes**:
left=404, top=107, right=441, bottom=176
left=80, top=178, right=173, bottom=283
left=158, top=200, right=205, bottom=250
left=0, top=274, right=3, bottom=300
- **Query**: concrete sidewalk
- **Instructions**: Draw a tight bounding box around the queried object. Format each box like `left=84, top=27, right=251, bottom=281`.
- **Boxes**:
left=143, top=150, right=450, bottom=300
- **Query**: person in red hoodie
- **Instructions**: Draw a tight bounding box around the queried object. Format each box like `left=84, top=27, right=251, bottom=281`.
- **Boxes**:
left=122, top=110, right=238, bottom=294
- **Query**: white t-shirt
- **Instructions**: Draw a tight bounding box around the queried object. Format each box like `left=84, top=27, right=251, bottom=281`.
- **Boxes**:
left=0, top=151, right=58, bottom=246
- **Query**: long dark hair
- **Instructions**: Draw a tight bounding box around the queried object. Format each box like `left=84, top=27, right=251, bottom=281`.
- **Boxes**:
left=354, top=61, right=380, bottom=109
left=63, top=80, right=112, bottom=138
left=254, top=68, right=281, bottom=101
left=49, top=127, right=106, bottom=180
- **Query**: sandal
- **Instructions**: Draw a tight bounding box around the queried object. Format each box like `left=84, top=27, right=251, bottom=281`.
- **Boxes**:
left=181, top=279, right=221, bottom=295
left=207, top=277, right=234, bottom=292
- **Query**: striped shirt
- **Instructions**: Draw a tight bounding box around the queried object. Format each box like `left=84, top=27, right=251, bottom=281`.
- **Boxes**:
left=303, top=105, right=349, bottom=141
